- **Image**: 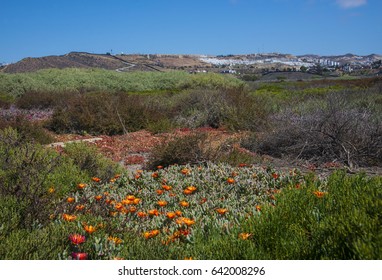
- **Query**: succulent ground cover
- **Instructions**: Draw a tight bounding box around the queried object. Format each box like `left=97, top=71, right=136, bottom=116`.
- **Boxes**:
left=52, top=163, right=302, bottom=259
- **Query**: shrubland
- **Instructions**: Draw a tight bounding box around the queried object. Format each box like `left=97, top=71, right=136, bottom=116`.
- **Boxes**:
left=0, top=69, right=381, bottom=259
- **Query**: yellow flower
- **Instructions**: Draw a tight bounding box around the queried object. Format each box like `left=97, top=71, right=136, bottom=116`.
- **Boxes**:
left=48, top=187, right=55, bottom=194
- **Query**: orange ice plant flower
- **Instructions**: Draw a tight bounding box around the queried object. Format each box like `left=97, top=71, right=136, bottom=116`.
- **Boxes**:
left=148, top=209, right=159, bottom=216
left=91, top=177, right=101, bottom=182
left=67, top=197, right=75, bottom=203
left=157, top=200, right=168, bottom=207
left=62, top=213, right=77, bottom=222
left=162, top=185, right=172, bottom=191
left=179, top=200, right=189, bottom=207
left=137, top=211, right=147, bottom=218
left=216, top=208, right=228, bottom=215
left=238, top=233, right=252, bottom=240
left=77, top=183, right=87, bottom=189
left=227, top=178, right=235, bottom=184
left=95, top=195, right=102, bottom=201
left=75, top=204, right=85, bottom=211
left=84, top=225, right=96, bottom=234
left=166, top=212, right=176, bottom=219
left=181, top=168, right=190, bottom=175
left=313, top=191, right=326, bottom=198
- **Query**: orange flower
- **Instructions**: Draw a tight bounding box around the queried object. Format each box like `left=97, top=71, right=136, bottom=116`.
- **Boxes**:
left=67, top=197, right=75, bottom=203
left=179, top=200, right=189, bottom=207
left=175, top=210, right=182, bottom=216
left=108, top=236, right=123, bottom=245
left=166, top=212, right=176, bottom=219
left=162, top=185, right=172, bottom=191
left=129, top=206, right=137, bottom=213
left=75, top=204, right=85, bottom=211
left=183, top=189, right=193, bottom=195
left=176, top=217, right=195, bottom=226
left=133, top=198, right=141, bottom=205
left=84, top=225, right=96, bottom=234
left=137, top=211, right=147, bottom=218
left=148, top=209, right=159, bottom=216
left=156, top=189, right=164, bottom=195
left=114, top=174, right=121, bottom=179
left=313, top=191, right=326, bottom=198
left=157, top=165, right=163, bottom=169
left=92, top=177, right=101, bottom=182
left=110, top=211, right=118, bottom=217
left=272, top=173, right=279, bottom=180
left=227, top=178, right=235, bottom=184
left=77, top=183, right=87, bottom=189
left=181, top=168, right=190, bottom=175
left=152, top=172, right=159, bottom=178
left=95, top=195, right=102, bottom=201
left=238, top=233, right=252, bottom=240
left=134, top=173, right=141, bottom=179
left=109, top=178, right=116, bottom=183
left=216, top=208, right=228, bottom=215
left=69, top=234, right=86, bottom=245
left=48, top=187, right=55, bottom=194
left=157, top=200, right=168, bottom=207
left=238, top=163, right=248, bottom=167
left=256, top=205, right=261, bottom=211
left=126, top=195, right=135, bottom=201
left=144, top=229, right=160, bottom=239
left=183, top=186, right=197, bottom=195
left=115, top=203, right=124, bottom=211
left=62, top=213, right=77, bottom=222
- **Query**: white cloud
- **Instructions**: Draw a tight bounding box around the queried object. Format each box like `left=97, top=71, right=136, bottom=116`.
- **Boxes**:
left=336, top=0, right=367, bottom=8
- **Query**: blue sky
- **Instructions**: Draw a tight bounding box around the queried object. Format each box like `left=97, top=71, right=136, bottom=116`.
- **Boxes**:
left=1, top=0, right=381, bottom=63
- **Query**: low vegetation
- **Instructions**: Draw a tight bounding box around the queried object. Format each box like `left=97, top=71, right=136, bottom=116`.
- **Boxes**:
left=0, top=68, right=381, bottom=259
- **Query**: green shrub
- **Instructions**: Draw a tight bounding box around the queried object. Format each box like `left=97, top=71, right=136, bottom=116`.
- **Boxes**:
left=63, top=142, right=124, bottom=181
left=240, top=171, right=382, bottom=259
left=0, top=116, right=54, bottom=144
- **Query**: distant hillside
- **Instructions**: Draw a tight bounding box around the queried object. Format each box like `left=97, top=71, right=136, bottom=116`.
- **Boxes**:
left=0, top=52, right=209, bottom=74
left=1, top=52, right=380, bottom=74
left=1, top=52, right=129, bottom=73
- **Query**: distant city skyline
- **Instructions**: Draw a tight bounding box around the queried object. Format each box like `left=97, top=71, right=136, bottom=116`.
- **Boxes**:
left=1, top=0, right=381, bottom=63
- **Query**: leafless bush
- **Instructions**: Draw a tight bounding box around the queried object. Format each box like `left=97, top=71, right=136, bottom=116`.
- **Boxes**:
left=251, top=92, right=382, bottom=167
